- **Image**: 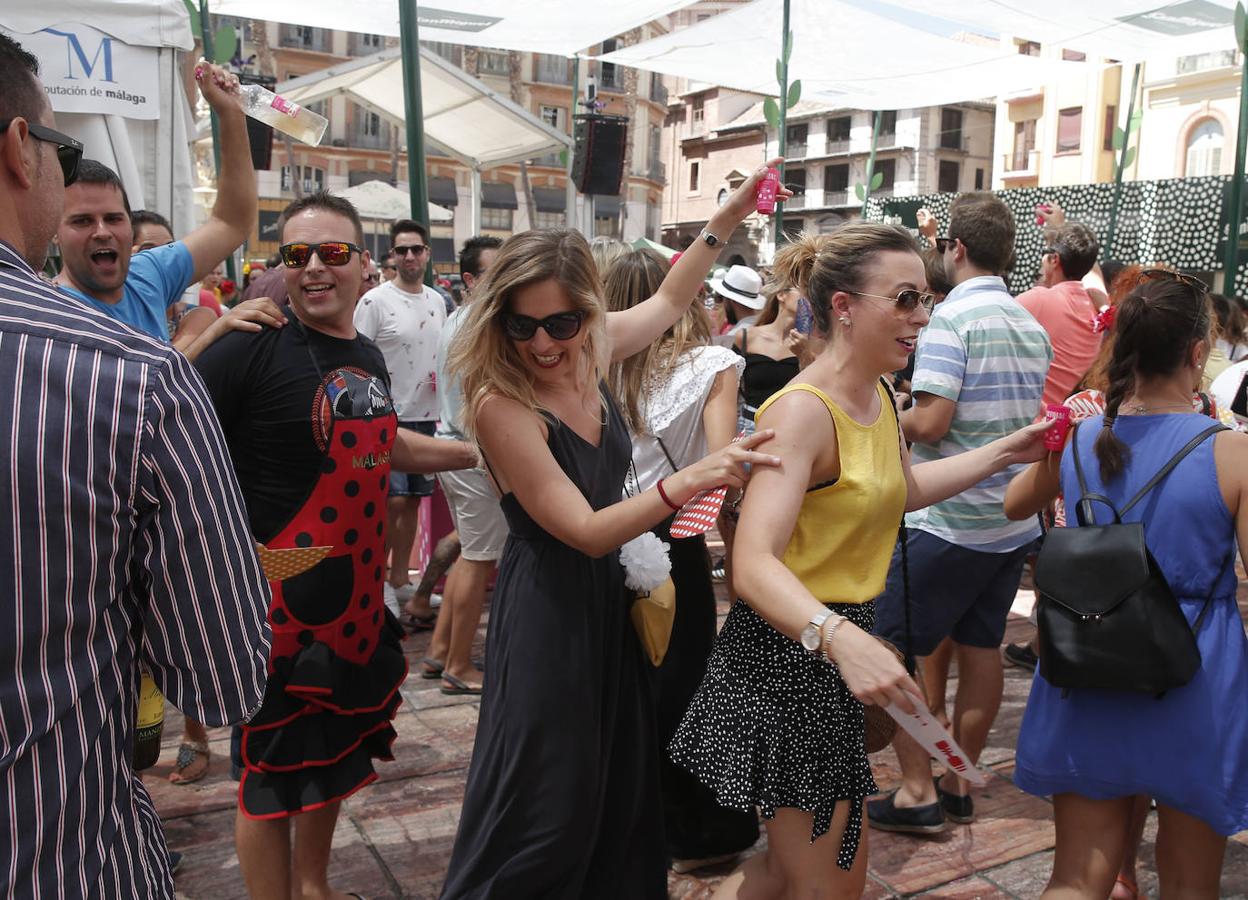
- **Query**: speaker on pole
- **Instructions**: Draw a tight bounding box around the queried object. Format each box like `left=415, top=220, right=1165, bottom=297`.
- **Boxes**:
left=571, top=113, right=628, bottom=196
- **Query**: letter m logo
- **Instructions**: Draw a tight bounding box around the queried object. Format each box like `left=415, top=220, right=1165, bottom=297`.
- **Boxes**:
left=43, top=28, right=116, bottom=83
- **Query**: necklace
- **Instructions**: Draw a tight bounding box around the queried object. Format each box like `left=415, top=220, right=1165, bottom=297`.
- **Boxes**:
left=1125, top=401, right=1192, bottom=415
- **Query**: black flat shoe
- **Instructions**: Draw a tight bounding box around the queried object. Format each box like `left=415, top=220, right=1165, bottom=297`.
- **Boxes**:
left=934, top=776, right=974, bottom=824
left=867, top=790, right=946, bottom=834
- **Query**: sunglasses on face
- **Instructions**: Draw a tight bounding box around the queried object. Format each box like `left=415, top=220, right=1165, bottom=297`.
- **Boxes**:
left=381, top=263, right=397, bottom=271
left=851, top=289, right=936, bottom=314
left=502, top=310, right=586, bottom=341
left=394, top=244, right=428, bottom=257
left=0, top=118, right=84, bottom=186
left=934, top=237, right=958, bottom=254
left=278, top=241, right=363, bottom=268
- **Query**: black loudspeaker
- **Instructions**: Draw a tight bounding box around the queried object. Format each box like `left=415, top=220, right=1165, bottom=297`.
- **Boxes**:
left=571, top=114, right=628, bottom=195
left=239, top=73, right=276, bottom=170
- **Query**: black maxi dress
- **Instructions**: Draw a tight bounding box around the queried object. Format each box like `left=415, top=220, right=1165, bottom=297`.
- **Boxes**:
left=441, top=389, right=666, bottom=899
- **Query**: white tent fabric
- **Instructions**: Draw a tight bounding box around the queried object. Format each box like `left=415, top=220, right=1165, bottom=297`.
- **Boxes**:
left=2, top=1, right=198, bottom=236
left=276, top=47, right=571, bottom=169
left=597, top=0, right=1090, bottom=111
left=210, top=0, right=695, bottom=56
left=333, top=180, right=453, bottom=221
left=881, top=1, right=1237, bottom=61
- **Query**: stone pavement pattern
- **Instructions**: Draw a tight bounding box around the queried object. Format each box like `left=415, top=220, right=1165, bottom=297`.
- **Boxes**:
left=150, top=556, right=1248, bottom=899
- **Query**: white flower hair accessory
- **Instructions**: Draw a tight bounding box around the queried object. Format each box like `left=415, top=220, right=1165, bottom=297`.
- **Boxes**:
left=619, top=532, right=672, bottom=594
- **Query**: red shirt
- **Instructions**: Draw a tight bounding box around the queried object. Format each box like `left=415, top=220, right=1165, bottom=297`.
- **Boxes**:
left=1017, top=280, right=1102, bottom=410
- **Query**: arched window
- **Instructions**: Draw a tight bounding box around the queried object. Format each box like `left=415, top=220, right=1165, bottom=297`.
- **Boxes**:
left=1185, top=119, right=1224, bottom=177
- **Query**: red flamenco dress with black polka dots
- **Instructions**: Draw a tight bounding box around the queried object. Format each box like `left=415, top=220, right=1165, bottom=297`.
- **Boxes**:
left=239, top=365, right=407, bottom=819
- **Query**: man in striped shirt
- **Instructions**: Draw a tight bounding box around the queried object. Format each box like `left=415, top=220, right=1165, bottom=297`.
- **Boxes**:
left=869, top=193, right=1052, bottom=834
left=0, top=35, right=272, bottom=897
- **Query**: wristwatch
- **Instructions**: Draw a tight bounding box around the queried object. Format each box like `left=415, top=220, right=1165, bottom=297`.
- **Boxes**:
left=800, top=610, right=833, bottom=655
left=698, top=227, right=721, bottom=249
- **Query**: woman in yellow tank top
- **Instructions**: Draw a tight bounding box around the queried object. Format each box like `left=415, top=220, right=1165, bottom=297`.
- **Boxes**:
left=670, top=223, right=1054, bottom=898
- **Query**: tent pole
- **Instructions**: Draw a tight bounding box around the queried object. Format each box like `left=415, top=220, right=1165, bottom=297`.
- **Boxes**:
left=1105, top=62, right=1142, bottom=263
left=859, top=111, right=882, bottom=218
left=471, top=166, right=482, bottom=237
left=773, top=0, right=791, bottom=248
left=1224, top=46, right=1248, bottom=291
left=199, top=1, right=237, bottom=281
left=567, top=55, right=579, bottom=232
left=399, top=0, right=433, bottom=286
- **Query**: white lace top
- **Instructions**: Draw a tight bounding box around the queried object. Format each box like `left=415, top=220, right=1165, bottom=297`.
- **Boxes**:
left=628, top=345, right=744, bottom=493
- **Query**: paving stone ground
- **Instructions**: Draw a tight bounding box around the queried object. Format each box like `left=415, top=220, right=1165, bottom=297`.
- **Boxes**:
left=151, top=549, right=1248, bottom=899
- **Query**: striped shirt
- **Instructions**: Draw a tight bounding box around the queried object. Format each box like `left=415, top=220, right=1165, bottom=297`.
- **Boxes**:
left=0, top=242, right=272, bottom=898
left=905, top=275, right=1052, bottom=551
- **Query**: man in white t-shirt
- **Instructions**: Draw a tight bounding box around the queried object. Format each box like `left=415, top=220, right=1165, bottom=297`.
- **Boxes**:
left=354, top=219, right=446, bottom=625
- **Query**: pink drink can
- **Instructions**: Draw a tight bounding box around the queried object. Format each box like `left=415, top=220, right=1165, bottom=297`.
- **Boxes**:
left=1043, top=404, right=1070, bottom=451
left=756, top=168, right=780, bottom=215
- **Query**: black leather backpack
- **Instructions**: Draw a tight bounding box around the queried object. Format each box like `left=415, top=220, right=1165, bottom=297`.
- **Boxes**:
left=1033, top=421, right=1227, bottom=695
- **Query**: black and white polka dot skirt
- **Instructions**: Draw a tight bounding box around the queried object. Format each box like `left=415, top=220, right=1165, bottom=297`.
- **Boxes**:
left=669, top=599, right=876, bottom=871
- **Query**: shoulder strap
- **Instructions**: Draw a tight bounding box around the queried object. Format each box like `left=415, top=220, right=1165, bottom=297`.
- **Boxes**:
left=654, top=435, right=680, bottom=474
left=740, top=327, right=748, bottom=353
left=1119, top=423, right=1227, bottom=516
left=1069, top=423, right=1120, bottom=525
left=878, top=377, right=916, bottom=676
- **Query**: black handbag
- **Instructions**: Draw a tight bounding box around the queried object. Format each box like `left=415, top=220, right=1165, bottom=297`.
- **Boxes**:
left=1033, top=421, right=1227, bottom=695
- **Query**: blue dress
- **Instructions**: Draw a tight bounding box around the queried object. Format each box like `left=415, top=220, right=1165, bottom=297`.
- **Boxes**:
left=1015, top=413, right=1248, bottom=835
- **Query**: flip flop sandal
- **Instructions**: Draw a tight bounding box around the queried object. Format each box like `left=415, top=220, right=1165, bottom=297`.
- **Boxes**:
left=419, top=657, right=444, bottom=680
left=169, top=739, right=210, bottom=785
left=440, top=673, right=483, bottom=696
left=398, top=611, right=437, bottom=633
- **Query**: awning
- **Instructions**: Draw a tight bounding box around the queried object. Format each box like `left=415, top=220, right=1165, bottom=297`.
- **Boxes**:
left=333, top=180, right=453, bottom=221
left=277, top=47, right=571, bottom=170
left=632, top=236, right=677, bottom=260
left=212, top=0, right=696, bottom=56
left=4, top=0, right=194, bottom=49
left=428, top=176, right=460, bottom=208
left=533, top=187, right=567, bottom=212
left=482, top=182, right=518, bottom=209
left=597, top=0, right=1092, bottom=111
left=593, top=196, right=621, bottom=217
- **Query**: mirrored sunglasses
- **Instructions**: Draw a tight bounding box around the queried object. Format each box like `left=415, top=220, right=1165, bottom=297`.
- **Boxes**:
left=502, top=311, right=585, bottom=341
left=279, top=241, right=362, bottom=268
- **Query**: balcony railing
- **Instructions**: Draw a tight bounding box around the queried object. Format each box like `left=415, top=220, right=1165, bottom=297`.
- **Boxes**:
left=279, top=26, right=330, bottom=53
left=351, top=129, right=391, bottom=151
left=823, top=190, right=850, bottom=207
left=785, top=191, right=806, bottom=209
left=1003, top=149, right=1039, bottom=176
left=349, top=34, right=384, bottom=57
left=649, top=80, right=669, bottom=104
left=785, top=142, right=807, bottom=159
left=826, top=138, right=851, bottom=154
left=648, top=160, right=666, bottom=183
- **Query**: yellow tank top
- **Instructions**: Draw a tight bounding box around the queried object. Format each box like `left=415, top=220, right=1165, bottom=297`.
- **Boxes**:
left=754, top=382, right=906, bottom=604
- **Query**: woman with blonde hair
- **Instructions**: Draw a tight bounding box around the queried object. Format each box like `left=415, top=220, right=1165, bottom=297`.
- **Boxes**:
left=439, top=164, right=789, bottom=899
left=604, top=248, right=760, bottom=871
left=669, top=223, right=1053, bottom=898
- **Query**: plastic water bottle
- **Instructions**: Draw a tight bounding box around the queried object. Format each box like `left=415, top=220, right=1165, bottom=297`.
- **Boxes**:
left=236, top=82, right=328, bottom=147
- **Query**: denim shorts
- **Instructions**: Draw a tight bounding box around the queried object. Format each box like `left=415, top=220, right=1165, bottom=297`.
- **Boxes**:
left=388, top=421, right=436, bottom=497
left=873, top=527, right=1036, bottom=657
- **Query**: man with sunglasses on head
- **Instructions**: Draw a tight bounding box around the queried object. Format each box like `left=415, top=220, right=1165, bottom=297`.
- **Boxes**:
left=868, top=193, right=1052, bottom=837
left=52, top=62, right=256, bottom=344
left=0, top=33, right=272, bottom=898
left=193, top=191, right=475, bottom=900
left=354, top=219, right=448, bottom=628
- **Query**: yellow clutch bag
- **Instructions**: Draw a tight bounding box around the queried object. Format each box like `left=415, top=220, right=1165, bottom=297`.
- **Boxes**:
left=631, top=576, right=676, bottom=667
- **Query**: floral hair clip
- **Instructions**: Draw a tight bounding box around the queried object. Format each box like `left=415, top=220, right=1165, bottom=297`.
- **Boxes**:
left=1091, top=305, right=1116, bottom=334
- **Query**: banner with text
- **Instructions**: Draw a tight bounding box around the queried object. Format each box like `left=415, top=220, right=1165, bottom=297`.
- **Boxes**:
left=20, top=24, right=160, bottom=120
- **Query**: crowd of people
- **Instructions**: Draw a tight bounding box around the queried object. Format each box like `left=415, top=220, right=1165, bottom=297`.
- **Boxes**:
left=2, top=29, right=1247, bottom=900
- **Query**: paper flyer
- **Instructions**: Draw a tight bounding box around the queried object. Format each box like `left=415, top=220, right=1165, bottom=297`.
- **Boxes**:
left=884, top=697, right=986, bottom=786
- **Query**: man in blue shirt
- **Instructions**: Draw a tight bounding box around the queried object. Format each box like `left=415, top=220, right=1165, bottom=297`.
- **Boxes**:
left=53, top=62, right=256, bottom=342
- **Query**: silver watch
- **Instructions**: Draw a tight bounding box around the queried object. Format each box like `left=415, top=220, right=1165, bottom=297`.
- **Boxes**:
left=800, top=610, right=832, bottom=654
left=698, top=227, right=721, bottom=248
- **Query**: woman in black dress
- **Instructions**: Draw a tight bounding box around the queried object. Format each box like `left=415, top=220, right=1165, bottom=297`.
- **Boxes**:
left=439, top=163, right=787, bottom=899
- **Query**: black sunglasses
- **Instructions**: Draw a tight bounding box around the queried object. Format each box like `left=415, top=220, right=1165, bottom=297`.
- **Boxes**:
left=850, top=289, right=936, bottom=314
left=934, top=236, right=958, bottom=254
left=394, top=244, right=429, bottom=257
left=0, top=118, right=83, bottom=186
left=1136, top=267, right=1209, bottom=295
left=502, top=311, right=585, bottom=341
left=279, top=241, right=363, bottom=268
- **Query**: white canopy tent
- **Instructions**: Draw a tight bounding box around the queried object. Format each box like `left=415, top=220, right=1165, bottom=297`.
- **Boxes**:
left=210, top=0, right=695, bottom=56
left=276, top=47, right=572, bottom=233
left=332, top=179, right=453, bottom=222
left=596, top=0, right=1090, bottom=110
left=2, top=0, right=199, bottom=236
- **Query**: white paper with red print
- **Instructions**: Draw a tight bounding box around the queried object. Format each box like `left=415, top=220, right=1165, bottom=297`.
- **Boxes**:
left=885, top=696, right=987, bottom=786
left=669, top=431, right=746, bottom=539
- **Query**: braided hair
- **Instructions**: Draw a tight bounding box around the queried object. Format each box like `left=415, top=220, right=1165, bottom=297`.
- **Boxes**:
left=1093, top=275, right=1213, bottom=481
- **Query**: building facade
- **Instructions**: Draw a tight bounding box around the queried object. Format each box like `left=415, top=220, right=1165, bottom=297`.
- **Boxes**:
left=203, top=18, right=671, bottom=272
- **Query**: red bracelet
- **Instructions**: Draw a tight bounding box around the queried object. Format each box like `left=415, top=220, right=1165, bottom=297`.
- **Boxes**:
left=656, top=478, right=681, bottom=511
